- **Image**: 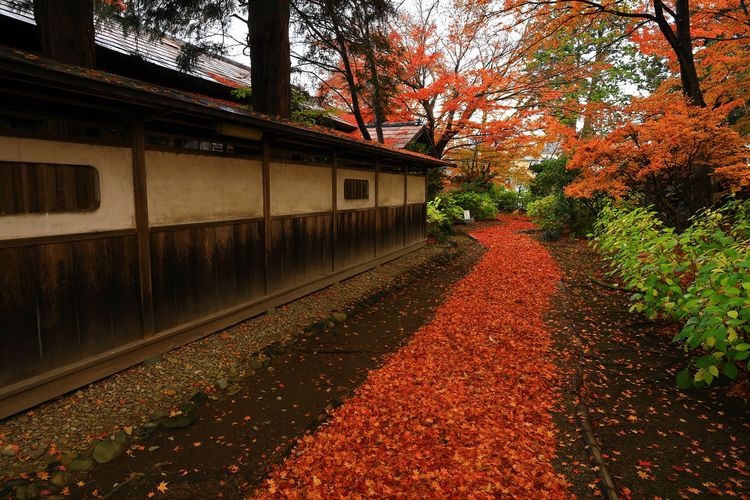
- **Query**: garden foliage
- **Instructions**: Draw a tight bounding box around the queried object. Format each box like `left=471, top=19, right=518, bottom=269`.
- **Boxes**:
left=527, top=195, right=565, bottom=239
left=450, top=191, right=499, bottom=220
left=593, top=201, right=750, bottom=387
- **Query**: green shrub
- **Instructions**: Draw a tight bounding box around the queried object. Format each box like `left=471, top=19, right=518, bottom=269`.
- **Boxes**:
left=427, top=196, right=464, bottom=239
left=593, top=200, right=750, bottom=388
left=490, top=185, right=522, bottom=212
left=527, top=194, right=565, bottom=239
left=450, top=191, right=498, bottom=220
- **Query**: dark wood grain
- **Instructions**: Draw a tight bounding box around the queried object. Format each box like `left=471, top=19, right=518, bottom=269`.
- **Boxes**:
left=335, top=209, right=376, bottom=269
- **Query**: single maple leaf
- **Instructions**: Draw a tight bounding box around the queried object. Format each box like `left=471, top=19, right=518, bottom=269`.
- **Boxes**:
left=157, top=481, right=169, bottom=493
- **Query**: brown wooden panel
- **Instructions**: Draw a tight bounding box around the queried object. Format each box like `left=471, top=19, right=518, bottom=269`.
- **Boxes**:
left=268, top=214, right=332, bottom=292
left=335, top=209, right=376, bottom=269
left=37, top=242, right=80, bottom=370
left=0, top=161, right=99, bottom=215
left=405, top=203, right=427, bottom=244
left=73, top=235, right=142, bottom=356
left=108, top=235, right=142, bottom=345
left=150, top=220, right=265, bottom=331
left=233, top=221, right=266, bottom=302
left=377, top=206, right=405, bottom=255
left=0, top=234, right=142, bottom=386
left=0, top=246, right=42, bottom=385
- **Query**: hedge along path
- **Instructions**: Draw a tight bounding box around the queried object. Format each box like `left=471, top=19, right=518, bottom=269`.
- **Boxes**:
left=257, top=216, right=571, bottom=498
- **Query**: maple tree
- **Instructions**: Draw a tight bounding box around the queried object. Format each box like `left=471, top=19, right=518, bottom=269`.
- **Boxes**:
left=566, top=92, right=748, bottom=227
left=501, top=0, right=749, bottom=107
left=389, top=0, right=537, bottom=158
left=294, top=0, right=398, bottom=141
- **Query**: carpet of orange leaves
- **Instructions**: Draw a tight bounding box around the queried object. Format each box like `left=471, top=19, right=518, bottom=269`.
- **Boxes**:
left=257, top=216, right=572, bottom=497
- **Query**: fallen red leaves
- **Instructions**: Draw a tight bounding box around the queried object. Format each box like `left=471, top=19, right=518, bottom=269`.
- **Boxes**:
left=257, top=216, right=571, bottom=497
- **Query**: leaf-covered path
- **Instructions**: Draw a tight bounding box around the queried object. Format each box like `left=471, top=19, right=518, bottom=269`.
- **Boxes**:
left=259, top=217, right=571, bottom=497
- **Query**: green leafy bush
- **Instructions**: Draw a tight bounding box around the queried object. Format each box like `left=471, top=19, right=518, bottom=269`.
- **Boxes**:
left=593, top=200, right=750, bottom=388
left=490, top=186, right=525, bottom=212
left=526, top=194, right=565, bottom=239
left=528, top=156, right=601, bottom=236
left=426, top=196, right=464, bottom=239
left=450, top=191, right=498, bottom=220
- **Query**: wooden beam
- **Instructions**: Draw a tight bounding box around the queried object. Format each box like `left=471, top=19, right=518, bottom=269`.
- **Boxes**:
left=403, top=164, right=408, bottom=247
left=132, top=116, right=155, bottom=337
left=374, top=160, right=380, bottom=257
left=262, top=140, right=271, bottom=295
left=424, top=167, right=429, bottom=239
left=331, top=152, right=338, bottom=272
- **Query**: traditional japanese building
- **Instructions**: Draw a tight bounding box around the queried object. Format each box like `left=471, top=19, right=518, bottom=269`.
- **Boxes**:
left=0, top=47, right=446, bottom=419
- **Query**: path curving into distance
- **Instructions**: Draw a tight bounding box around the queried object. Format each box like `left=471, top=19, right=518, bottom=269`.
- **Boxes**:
left=257, top=217, right=571, bottom=498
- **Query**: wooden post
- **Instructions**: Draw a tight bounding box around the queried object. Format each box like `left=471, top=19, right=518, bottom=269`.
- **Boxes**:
left=403, top=164, right=408, bottom=247
left=262, top=140, right=271, bottom=295
left=424, top=167, right=429, bottom=239
left=132, top=116, right=154, bottom=336
left=331, top=152, right=337, bottom=272
left=374, top=160, right=380, bottom=257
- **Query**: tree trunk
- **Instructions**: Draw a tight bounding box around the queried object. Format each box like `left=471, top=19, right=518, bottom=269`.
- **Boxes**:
left=652, top=0, right=706, bottom=107
left=248, top=0, right=291, bottom=118
left=33, top=0, right=95, bottom=68
left=335, top=31, right=372, bottom=141
left=365, top=50, right=385, bottom=143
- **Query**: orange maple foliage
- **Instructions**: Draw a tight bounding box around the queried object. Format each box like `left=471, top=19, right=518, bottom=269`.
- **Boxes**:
left=257, top=217, right=571, bottom=497
left=566, top=93, right=749, bottom=220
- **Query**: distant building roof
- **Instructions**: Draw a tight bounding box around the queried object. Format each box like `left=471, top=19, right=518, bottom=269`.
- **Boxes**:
left=342, top=121, right=437, bottom=156
left=365, top=122, right=427, bottom=149
left=0, top=2, right=251, bottom=89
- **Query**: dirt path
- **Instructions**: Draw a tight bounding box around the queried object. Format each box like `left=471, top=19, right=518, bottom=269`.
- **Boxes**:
left=255, top=216, right=571, bottom=497
left=0, top=235, right=483, bottom=499
left=543, top=232, right=750, bottom=498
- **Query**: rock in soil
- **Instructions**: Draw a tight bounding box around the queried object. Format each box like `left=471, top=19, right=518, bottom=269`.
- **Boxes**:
left=68, top=458, right=94, bottom=472
left=92, top=440, right=122, bottom=464
left=28, top=446, right=47, bottom=460
left=160, top=414, right=196, bottom=430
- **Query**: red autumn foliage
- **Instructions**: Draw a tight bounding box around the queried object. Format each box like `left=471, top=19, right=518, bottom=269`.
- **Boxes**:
left=257, top=217, right=571, bottom=498
left=565, top=92, right=749, bottom=221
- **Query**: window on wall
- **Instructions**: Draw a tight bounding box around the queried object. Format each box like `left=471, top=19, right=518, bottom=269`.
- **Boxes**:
left=0, top=162, right=100, bottom=215
left=344, top=179, right=369, bottom=200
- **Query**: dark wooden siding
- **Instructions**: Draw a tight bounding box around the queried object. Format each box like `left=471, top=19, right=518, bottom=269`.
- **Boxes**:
left=268, top=214, right=332, bottom=293
left=377, top=206, right=405, bottom=255
left=0, top=161, right=100, bottom=215
left=150, top=220, right=265, bottom=332
left=335, top=209, right=376, bottom=269
left=0, top=234, right=141, bottom=386
left=405, top=203, right=427, bottom=244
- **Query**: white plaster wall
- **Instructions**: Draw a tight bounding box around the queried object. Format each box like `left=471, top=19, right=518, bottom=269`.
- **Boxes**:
left=270, top=163, right=332, bottom=216
left=407, top=175, right=426, bottom=204
left=146, top=151, right=263, bottom=226
left=0, top=136, right=135, bottom=240
left=337, top=169, right=375, bottom=210
left=378, top=172, right=405, bottom=207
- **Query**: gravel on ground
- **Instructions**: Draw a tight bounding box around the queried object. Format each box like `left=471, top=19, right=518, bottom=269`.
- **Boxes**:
left=0, top=241, right=450, bottom=478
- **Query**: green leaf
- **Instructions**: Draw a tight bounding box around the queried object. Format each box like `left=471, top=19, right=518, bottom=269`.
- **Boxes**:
left=676, top=368, right=692, bottom=389
left=735, top=343, right=750, bottom=351
left=723, top=362, right=738, bottom=379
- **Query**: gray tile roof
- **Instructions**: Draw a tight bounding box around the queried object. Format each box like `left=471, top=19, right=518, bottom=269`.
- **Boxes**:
left=0, top=2, right=251, bottom=88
